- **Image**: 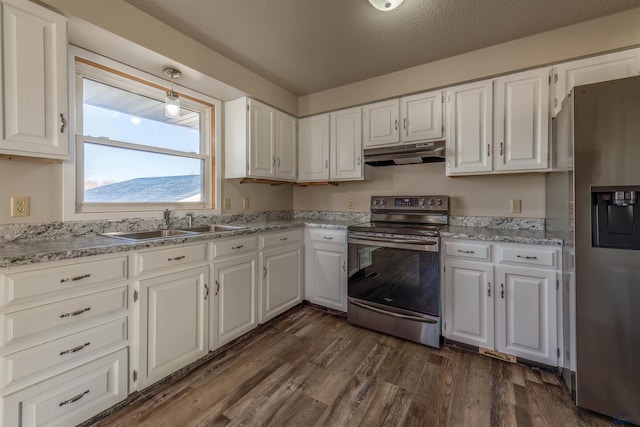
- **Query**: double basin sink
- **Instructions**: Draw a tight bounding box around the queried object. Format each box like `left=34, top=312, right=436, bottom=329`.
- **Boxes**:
left=102, top=224, right=247, bottom=242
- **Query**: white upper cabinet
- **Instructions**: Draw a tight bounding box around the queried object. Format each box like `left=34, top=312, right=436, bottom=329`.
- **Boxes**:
left=297, top=114, right=330, bottom=181
left=446, top=79, right=494, bottom=175
left=494, top=67, right=550, bottom=172
left=298, top=108, right=365, bottom=182
left=330, top=107, right=362, bottom=180
left=0, top=0, right=68, bottom=160
left=552, top=48, right=640, bottom=116
left=363, top=99, right=399, bottom=148
left=363, top=90, right=443, bottom=148
left=275, top=111, right=297, bottom=181
left=225, top=97, right=297, bottom=181
left=400, top=91, right=443, bottom=143
left=446, top=67, right=551, bottom=176
left=249, top=99, right=276, bottom=178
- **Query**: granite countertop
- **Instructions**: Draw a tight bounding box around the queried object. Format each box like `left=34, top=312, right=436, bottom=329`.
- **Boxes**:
left=441, top=225, right=563, bottom=246
left=0, top=219, right=355, bottom=269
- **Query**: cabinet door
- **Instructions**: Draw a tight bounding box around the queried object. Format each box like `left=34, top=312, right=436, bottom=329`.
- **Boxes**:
left=400, top=91, right=443, bottom=142
left=275, top=111, right=297, bottom=181
left=363, top=99, right=400, bottom=148
left=138, top=266, right=209, bottom=387
left=213, top=253, right=258, bottom=347
left=0, top=0, right=68, bottom=159
left=443, top=260, right=494, bottom=348
left=446, top=80, right=493, bottom=175
left=297, top=114, right=329, bottom=181
left=552, top=48, right=640, bottom=116
left=330, top=107, right=363, bottom=180
left=494, top=68, right=550, bottom=172
left=248, top=99, right=275, bottom=178
left=495, top=266, right=557, bottom=366
left=260, top=244, right=303, bottom=323
left=310, top=242, right=347, bottom=311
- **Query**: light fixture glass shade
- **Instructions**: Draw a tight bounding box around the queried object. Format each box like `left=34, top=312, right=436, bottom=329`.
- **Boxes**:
left=165, top=90, right=180, bottom=118
left=368, top=0, right=404, bottom=11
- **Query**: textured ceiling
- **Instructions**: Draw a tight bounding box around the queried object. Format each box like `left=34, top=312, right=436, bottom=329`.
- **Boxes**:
left=125, top=0, right=640, bottom=96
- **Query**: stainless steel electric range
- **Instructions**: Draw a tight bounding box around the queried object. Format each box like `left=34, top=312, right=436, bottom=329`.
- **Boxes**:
left=347, top=195, right=449, bottom=348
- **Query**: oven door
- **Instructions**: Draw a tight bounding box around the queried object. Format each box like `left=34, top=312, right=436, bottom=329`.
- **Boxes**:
left=347, top=234, right=441, bottom=347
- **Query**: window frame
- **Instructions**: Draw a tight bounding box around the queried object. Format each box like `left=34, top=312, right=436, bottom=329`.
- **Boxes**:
left=63, top=47, right=221, bottom=220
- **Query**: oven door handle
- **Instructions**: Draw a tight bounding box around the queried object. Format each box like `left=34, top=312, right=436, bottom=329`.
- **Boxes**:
left=348, top=235, right=437, bottom=245
left=349, top=299, right=438, bottom=324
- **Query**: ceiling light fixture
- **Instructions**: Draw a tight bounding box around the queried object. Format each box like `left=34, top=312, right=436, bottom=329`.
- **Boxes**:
left=163, top=67, right=181, bottom=118
left=368, top=0, right=404, bottom=11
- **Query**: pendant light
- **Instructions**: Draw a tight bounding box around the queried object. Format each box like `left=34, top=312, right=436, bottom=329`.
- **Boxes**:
left=163, top=67, right=181, bottom=118
left=368, top=0, right=404, bottom=11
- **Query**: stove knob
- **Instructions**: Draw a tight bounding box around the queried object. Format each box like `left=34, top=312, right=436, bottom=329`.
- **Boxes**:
left=420, top=198, right=426, bottom=207
left=436, top=198, right=443, bottom=206
left=378, top=198, right=386, bottom=206
left=427, top=198, right=434, bottom=206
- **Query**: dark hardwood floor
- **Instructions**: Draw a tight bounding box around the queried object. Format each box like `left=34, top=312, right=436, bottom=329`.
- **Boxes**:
left=88, top=306, right=617, bottom=426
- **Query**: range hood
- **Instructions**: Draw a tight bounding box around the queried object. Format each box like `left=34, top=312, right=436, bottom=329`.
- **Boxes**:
left=364, top=140, right=446, bottom=166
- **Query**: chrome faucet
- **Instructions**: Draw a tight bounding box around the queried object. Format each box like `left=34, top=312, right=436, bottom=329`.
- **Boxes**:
left=186, top=213, right=193, bottom=228
left=162, top=209, right=171, bottom=229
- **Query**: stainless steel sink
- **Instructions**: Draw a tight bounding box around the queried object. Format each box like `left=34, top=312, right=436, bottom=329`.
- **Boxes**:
left=101, top=229, right=198, bottom=241
left=178, top=224, right=247, bottom=233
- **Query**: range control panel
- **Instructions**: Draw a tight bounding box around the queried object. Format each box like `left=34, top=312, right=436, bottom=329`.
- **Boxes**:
left=370, top=195, right=449, bottom=211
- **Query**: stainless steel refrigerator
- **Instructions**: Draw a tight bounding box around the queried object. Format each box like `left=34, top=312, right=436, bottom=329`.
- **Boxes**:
left=549, top=75, right=640, bottom=424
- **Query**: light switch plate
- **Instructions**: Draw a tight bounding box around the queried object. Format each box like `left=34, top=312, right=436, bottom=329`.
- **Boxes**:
left=348, top=199, right=355, bottom=210
left=243, top=198, right=250, bottom=210
left=510, top=199, right=522, bottom=214
left=11, top=196, right=30, bottom=217
left=223, top=198, right=231, bottom=210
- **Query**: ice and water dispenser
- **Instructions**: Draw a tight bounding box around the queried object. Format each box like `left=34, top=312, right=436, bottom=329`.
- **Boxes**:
left=592, top=186, right=640, bottom=250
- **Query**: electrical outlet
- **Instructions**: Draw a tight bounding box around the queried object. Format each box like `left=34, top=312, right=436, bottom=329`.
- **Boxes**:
left=223, top=198, right=231, bottom=210
left=243, top=197, right=250, bottom=210
left=348, top=199, right=355, bottom=210
left=11, top=196, right=30, bottom=217
left=510, top=199, right=522, bottom=214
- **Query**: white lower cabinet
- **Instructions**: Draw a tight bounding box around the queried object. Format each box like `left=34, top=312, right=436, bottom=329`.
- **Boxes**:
left=443, top=239, right=560, bottom=366
left=136, top=266, right=209, bottom=388
left=260, top=244, right=303, bottom=323
left=444, top=259, right=494, bottom=349
left=304, top=229, right=347, bottom=312
left=3, top=348, right=128, bottom=427
left=212, top=252, right=258, bottom=347
left=495, top=266, right=557, bottom=365
left=0, top=254, right=130, bottom=426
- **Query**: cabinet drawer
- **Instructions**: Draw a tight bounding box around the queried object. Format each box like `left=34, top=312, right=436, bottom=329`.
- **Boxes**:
left=2, top=318, right=127, bottom=390
left=2, top=256, right=127, bottom=307
left=261, top=229, right=303, bottom=249
left=2, top=348, right=128, bottom=427
left=2, top=286, right=128, bottom=347
left=497, top=245, right=558, bottom=268
left=307, top=228, right=346, bottom=244
left=135, top=243, right=207, bottom=275
left=212, top=236, right=258, bottom=258
left=444, top=240, right=491, bottom=261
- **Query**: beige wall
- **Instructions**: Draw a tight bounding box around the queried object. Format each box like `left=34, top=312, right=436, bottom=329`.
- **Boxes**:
left=0, top=159, right=62, bottom=224
left=294, top=163, right=546, bottom=218
left=222, top=180, right=293, bottom=214
left=299, top=8, right=640, bottom=116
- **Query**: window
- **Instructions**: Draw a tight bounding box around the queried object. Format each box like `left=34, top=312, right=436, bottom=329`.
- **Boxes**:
left=73, top=56, right=217, bottom=213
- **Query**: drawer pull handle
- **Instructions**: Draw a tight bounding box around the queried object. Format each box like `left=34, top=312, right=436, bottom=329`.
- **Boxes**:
left=457, top=249, right=475, bottom=254
left=232, top=244, right=244, bottom=249
left=59, top=307, right=91, bottom=318
left=168, top=255, right=186, bottom=261
left=60, top=342, right=91, bottom=356
left=323, top=236, right=334, bottom=240
left=59, top=389, right=90, bottom=407
left=215, top=280, right=220, bottom=296
left=280, top=237, right=289, bottom=241
left=60, top=274, right=91, bottom=283
left=517, top=255, right=538, bottom=260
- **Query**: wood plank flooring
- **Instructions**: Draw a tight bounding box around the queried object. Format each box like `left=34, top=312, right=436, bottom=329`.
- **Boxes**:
left=87, top=306, right=617, bottom=427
